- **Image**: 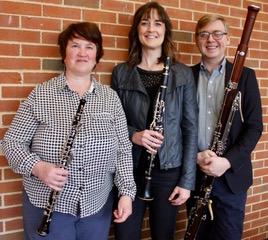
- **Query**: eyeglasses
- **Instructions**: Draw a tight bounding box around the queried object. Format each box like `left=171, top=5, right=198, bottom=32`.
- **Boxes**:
left=197, top=31, right=227, bottom=40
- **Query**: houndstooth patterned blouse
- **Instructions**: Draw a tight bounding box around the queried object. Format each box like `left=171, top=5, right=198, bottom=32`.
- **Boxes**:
left=2, top=73, right=136, bottom=217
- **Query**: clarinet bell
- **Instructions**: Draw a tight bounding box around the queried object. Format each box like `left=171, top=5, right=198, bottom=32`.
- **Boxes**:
left=37, top=221, right=50, bottom=237
left=36, top=207, right=52, bottom=236
left=138, top=176, right=154, bottom=201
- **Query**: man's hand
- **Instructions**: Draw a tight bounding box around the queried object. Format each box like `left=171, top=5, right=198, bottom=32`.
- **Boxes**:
left=197, top=150, right=231, bottom=177
left=197, top=149, right=216, bottom=165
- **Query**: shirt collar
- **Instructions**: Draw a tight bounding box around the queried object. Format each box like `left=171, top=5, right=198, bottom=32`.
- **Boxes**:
left=56, top=72, right=97, bottom=95
left=200, top=57, right=226, bottom=74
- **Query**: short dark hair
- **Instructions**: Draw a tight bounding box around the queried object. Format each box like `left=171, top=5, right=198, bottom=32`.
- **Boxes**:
left=58, top=22, right=104, bottom=63
left=128, top=2, right=175, bottom=67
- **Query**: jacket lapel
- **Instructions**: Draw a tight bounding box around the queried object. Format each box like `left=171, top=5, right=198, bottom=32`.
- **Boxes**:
left=119, top=66, right=148, bottom=95
left=225, top=60, right=233, bottom=86
left=191, top=60, right=233, bottom=88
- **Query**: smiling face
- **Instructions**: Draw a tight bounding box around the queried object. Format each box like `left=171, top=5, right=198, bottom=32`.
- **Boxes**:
left=196, top=20, right=230, bottom=64
left=138, top=9, right=165, bottom=52
left=64, top=37, right=97, bottom=77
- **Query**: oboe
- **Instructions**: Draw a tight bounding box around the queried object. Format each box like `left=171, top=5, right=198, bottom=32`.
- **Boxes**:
left=138, top=56, right=171, bottom=201
left=184, top=5, right=260, bottom=240
left=37, top=98, right=86, bottom=236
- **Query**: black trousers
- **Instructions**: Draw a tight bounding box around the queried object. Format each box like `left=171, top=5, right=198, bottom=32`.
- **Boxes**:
left=187, top=175, right=247, bottom=240
left=114, top=167, right=180, bottom=240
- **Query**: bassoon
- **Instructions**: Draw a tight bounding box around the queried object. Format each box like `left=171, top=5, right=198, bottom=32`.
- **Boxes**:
left=37, top=98, right=86, bottom=236
left=184, top=5, right=260, bottom=240
left=138, top=56, right=171, bottom=201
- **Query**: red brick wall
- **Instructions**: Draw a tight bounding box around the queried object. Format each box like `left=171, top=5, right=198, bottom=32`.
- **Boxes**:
left=0, top=1, right=267, bottom=239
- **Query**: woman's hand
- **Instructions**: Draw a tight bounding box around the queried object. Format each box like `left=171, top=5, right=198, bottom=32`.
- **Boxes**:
left=113, top=195, right=132, bottom=223
left=132, top=130, right=164, bottom=154
left=32, top=161, right=69, bottom=191
left=168, top=186, right=190, bottom=206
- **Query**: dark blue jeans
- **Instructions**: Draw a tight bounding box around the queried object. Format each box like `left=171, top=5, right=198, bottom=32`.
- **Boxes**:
left=188, top=176, right=247, bottom=240
left=114, top=167, right=180, bottom=240
left=23, top=190, right=114, bottom=240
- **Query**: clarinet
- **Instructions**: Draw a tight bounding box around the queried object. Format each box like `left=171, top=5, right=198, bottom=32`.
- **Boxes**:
left=138, top=56, right=171, bottom=201
left=184, top=5, right=260, bottom=240
left=37, top=98, right=86, bottom=236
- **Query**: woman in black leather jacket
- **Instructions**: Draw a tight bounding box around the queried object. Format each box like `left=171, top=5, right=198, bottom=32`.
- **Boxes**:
left=111, top=2, right=198, bottom=239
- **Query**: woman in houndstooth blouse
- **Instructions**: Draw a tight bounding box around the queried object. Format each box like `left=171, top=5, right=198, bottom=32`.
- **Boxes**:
left=2, top=22, right=136, bottom=240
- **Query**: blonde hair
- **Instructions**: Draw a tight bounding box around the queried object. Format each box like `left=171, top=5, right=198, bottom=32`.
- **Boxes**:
left=195, top=14, right=229, bottom=37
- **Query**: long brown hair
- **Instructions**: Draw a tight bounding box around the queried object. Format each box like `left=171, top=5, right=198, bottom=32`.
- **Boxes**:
left=128, top=2, right=175, bottom=67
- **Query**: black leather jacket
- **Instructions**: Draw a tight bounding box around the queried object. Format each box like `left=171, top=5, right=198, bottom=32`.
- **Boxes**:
left=112, top=62, right=198, bottom=190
